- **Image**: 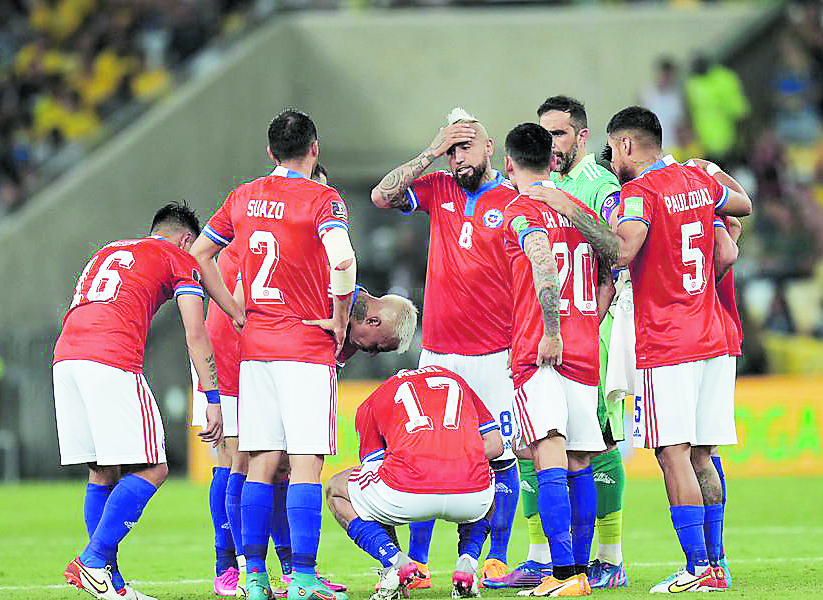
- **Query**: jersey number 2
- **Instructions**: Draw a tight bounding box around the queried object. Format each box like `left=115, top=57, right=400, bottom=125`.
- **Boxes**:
left=249, top=231, right=284, bottom=303
left=394, top=376, right=464, bottom=433
left=71, top=250, right=135, bottom=308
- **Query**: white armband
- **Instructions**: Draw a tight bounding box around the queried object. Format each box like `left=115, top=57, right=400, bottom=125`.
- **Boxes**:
left=322, top=228, right=357, bottom=295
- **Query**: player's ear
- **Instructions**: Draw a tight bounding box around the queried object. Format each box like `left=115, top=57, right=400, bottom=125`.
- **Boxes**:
left=310, top=139, right=319, bottom=158
left=366, top=316, right=381, bottom=327
left=504, top=155, right=514, bottom=177
left=577, top=127, right=590, bottom=145
left=267, top=145, right=276, bottom=164
left=486, top=136, right=494, bottom=157
left=622, top=136, right=632, bottom=157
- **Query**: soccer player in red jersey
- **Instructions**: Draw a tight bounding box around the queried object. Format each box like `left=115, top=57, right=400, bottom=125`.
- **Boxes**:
left=190, top=110, right=356, bottom=600
left=605, top=107, right=751, bottom=593
left=325, top=365, right=503, bottom=600
left=55, top=202, right=225, bottom=600
left=371, top=108, right=520, bottom=585
left=501, top=123, right=612, bottom=598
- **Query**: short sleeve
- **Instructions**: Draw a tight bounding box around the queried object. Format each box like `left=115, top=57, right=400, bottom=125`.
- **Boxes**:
left=469, top=387, right=499, bottom=435
left=503, top=199, right=547, bottom=251
left=169, top=250, right=204, bottom=299
left=355, top=394, right=385, bottom=463
left=705, top=173, right=731, bottom=212
left=617, top=181, right=654, bottom=228
left=202, top=191, right=236, bottom=247
left=405, top=171, right=442, bottom=214
left=314, top=188, right=349, bottom=237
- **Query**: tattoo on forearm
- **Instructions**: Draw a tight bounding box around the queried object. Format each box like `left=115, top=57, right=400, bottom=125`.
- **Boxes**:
left=206, top=354, right=218, bottom=388
left=569, top=207, right=619, bottom=268
left=377, top=150, right=434, bottom=210
left=596, top=252, right=612, bottom=286
left=524, top=233, right=561, bottom=337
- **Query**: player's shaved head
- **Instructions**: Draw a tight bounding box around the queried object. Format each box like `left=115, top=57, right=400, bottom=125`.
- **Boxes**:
left=151, top=200, right=200, bottom=236
left=443, top=107, right=494, bottom=193
left=505, top=123, right=553, bottom=172
left=268, top=109, right=317, bottom=162
left=607, top=106, right=663, bottom=149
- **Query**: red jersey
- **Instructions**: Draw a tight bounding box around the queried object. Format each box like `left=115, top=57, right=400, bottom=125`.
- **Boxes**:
left=203, top=166, right=349, bottom=366
left=714, top=218, right=742, bottom=357
left=54, top=236, right=204, bottom=373
left=355, top=365, right=498, bottom=494
left=616, top=155, right=730, bottom=368
left=406, top=170, right=516, bottom=355
left=502, top=183, right=600, bottom=388
left=198, top=243, right=241, bottom=396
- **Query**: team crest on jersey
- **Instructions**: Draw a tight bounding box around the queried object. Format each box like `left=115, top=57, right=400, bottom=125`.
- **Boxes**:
left=331, top=200, right=347, bottom=220
left=483, top=209, right=504, bottom=228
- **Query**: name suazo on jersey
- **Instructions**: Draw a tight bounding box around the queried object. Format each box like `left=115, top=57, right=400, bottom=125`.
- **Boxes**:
left=617, top=157, right=730, bottom=368
left=503, top=187, right=600, bottom=388
left=202, top=166, right=348, bottom=366
left=355, top=365, right=499, bottom=494
left=54, top=236, right=204, bottom=372
left=405, top=170, right=517, bottom=355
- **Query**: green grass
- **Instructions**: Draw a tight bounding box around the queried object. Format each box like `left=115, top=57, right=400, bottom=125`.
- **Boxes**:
left=1, top=477, right=821, bottom=599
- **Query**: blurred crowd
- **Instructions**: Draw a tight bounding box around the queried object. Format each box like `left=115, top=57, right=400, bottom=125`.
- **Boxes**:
left=0, top=0, right=262, bottom=218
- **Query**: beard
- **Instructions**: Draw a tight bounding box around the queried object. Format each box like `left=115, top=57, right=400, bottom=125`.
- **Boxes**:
left=454, top=164, right=485, bottom=193
left=554, top=145, right=578, bottom=175
left=616, top=164, right=636, bottom=184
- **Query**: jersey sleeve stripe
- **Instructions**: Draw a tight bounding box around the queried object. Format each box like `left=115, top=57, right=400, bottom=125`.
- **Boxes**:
left=713, top=218, right=727, bottom=229
left=362, top=449, right=385, bottom=463
left=203, top=225, right=231, bottom=247
left=318, top=220, right=349, bottom=233
left=479, top=421, right=500, bottom=434
left=617, top=216, right=650, bottom=227
left=400, top=188, right=419, bottom=215
left=518, top=226, right=548, bottom=250
left=174, top=285, right=205, bottom=298
left=715, top=185, right=730, bottom=210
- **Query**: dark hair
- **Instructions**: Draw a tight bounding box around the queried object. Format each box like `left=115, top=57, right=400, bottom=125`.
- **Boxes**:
left=267, top=109, right=317, bottom=162
left=536, top=95, right=587, bottom=130
left=606, top=106, right=663, bottom=149
left=312, top=162, right=328, bottom=181
left=505, top=123, right=553, bottom=172
left=151, top=200, right=200, bottom=236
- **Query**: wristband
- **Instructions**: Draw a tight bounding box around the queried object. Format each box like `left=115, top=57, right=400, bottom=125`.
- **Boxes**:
left=706, top=162, right=722, bottom=177
left=205, top=389, right=221, bottom=405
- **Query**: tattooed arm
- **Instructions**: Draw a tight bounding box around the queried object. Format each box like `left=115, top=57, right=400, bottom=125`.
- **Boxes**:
left=596, top=254, right=616, bottom=323
left=177, top=293, right=223, bottom=444
left=523, top=186, right=619, bottom=268
left=370, top=122, right=476, bottom=210
left=523, top=231, right=563, bottom=367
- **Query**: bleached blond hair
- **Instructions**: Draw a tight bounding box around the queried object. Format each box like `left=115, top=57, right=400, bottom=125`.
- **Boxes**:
left=447, top=106, right=479, bottom=125
left=385, top=294, right=419, bottom=354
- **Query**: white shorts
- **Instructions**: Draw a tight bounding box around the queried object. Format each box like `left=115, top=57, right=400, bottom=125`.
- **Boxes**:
left=53, top=360, right=166, bottom=466
left=632, top=355, right=737, bottom=449
left=347, top=460, right=495, bottom=526
left=419, top=349, right=516, bottom=461
left=238, top=360, right=337, bottom=455
left=190, top=363, right=239, bottom=437
left=513, top=366, right=605, bottom=452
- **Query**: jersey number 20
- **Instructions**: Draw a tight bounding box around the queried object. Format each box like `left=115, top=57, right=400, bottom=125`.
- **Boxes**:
left=394, top=376, right=464, bottom=434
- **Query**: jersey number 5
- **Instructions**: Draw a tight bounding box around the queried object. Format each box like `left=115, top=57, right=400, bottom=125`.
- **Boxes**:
left=681, top=221, right=706, bottom=295
left=394, top=376, right=464, bottom=433
left=249, top=231, right=284, bottom=303
left=71, top=250, right=135, bottom=308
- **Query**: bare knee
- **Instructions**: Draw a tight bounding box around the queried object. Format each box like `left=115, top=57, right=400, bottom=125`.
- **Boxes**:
left=133, top=463, right=169, bottom=488
left=87, top=463, right=120, bottom=486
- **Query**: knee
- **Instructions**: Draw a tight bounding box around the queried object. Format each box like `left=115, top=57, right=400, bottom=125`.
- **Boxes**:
left=145, top=463, right=169, bottom=487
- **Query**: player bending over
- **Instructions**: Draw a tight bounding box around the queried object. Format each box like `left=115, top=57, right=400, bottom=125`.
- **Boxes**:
left=325, top=366, right=503, bottom=600
left=55, top=202, right=230, bottom=600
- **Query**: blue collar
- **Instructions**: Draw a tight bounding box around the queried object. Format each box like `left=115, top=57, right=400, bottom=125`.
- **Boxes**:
left=464, top=170, right=505, bottom=217
left=639, top=154, right=677, bottom=177
left=272, top=165, right=307, bottom=179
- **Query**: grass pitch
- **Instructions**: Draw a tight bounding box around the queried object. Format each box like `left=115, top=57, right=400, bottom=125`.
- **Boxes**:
left=0, top=476, right=820, bottom=599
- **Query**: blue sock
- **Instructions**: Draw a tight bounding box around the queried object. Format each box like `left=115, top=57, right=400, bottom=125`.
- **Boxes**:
left=670, top=505, right=709, bottom=574
left=536, top=468, right=574, bottom=569
left=458, top=518, right=492, bottom=561
left=487, top=461, right=519, bottom=564
left=408, top=520, right=435, bottom=564
left=271, top=480, right=292, bottom=574
left=80, top=475, right=157, bottom=568
left=704, top=504, right=724, bottom=566
left=241, top=481, right=273, bottom=574
left=347, top=517, right=401, bottom=568
left=567, top=466, right=596, bottom=567
left=83, top=483, right=125, bottom=589
left=287, top=483, right=322, bottom=575
left=711, top=455, right=726, bottom=559
left=226, top=473, right=246, bottom=557
left=210, top=467, right=235, bottom=574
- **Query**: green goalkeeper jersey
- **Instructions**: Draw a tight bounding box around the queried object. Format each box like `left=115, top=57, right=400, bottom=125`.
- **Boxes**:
left=550, top=153, right=619, bottom=220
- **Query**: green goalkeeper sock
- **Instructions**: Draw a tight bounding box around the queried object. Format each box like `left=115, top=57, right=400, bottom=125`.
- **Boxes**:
left=591, top=448, right=625, bottom=565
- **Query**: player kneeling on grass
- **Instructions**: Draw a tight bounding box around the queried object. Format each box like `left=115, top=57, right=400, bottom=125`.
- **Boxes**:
left=54, top=202, right=234, bottom=600
left=325, top=366, right=503, bottom=600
